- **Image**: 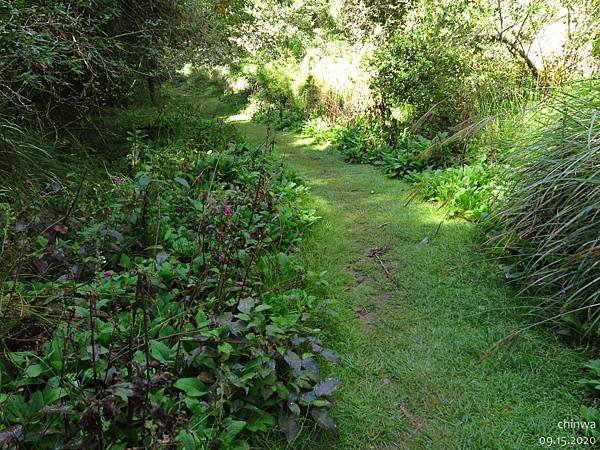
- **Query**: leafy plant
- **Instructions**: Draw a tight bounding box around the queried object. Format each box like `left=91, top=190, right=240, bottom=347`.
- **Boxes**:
left=408, top=163, right=506, bottom=220
left=332, top=118, right=448, bottom=178
left=0, top=94, right=337, bottom=448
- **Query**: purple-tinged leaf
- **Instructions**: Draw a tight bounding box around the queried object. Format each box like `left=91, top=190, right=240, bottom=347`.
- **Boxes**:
left=150, top=373, right=172, bottom=387
left=281, top=414, right=300, bottom=443
left=284, top=350, right=302, bottom=376
left=107, top=382, right=134, bottom=400
left=69, top=264, right=81, bottom=278
left=41, top=405, right=75, bottom=415
left=292, top=336, right=306, bottom=346
left=302, top=355, right=320, bottom=374
left=313, top=378, right=341, bottom=397
left=0, top=425, right=23, bottom=445
left=87, top=344, right=102, bottom=362
left=11, top=266, right=22, bottom=278
left=300, top=390, right=317, bottom=404
left=103, top=366, right=117, bottom=383
left=53, top=249, right=66, bottom=262
left=108, top=229, right=124, bottom=241
left=217, top=311, right=234, bottom=329
left=310, top=407, right=337, bottom=431
left=102, top=396, right=122, bottom=420
left=156, top=252, right=169, bottom=264
left=320, top=348, right=341, bottom=364
left=228, top=320, right=245, bottom=336
left=33, top=258, right=49, bottom=274
left=238, top=297, right=255, bottom=314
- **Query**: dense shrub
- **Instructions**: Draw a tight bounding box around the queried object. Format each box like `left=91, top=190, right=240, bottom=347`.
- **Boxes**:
left=0, top=94, right=340, bottom=448
left=331, top=115, right=506, bottom=220
left=330, top=119, right=384, bottom=163
left=492, top=81, right=600, bottom=332
left=253, top=106, right=306, bottom=132
left=331, top=119, right=453, bottom=178
left=371, top=0, right=527, bottom=134
left=244, top=39, right=376, bottom=130
left=0, top=0, right=184, bottom=129
left=408, top=163, right=506, bottom=221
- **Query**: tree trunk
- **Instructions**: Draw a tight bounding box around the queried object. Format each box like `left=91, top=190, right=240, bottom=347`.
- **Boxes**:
left=147, top=76, right=157, bottom=104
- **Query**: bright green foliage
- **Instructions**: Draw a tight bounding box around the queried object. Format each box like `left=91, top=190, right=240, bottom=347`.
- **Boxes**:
left=253, top=63, right=296, bottom=108
left=244, top=61, right=305, bottom=131
left=408, top=164, right=506, bottom=221
left=493, top=80, right=600, bottom=333
left=254, top=107, right=306, bottom=132
left=371, top=0, right=526, bottom=134
left=331, top=119, right=449, bottom=178
left=331, top=118, right=507, bottom=221
left=0, top=88, right=340, bottom=448
left=330, top=119, right=384, bottom=164
left=233, top=0, right=336, bottom=58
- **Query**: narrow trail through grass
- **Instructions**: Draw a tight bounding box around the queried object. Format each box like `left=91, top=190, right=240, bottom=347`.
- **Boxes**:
left=225, top=114, right=588, bottom=449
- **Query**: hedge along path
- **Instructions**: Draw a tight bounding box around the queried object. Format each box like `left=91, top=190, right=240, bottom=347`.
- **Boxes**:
left=228, top=116, right=588, bottom=449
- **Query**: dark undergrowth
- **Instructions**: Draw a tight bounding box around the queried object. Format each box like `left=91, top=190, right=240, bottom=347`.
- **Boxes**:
left=0, top=82, right=341, bottom=449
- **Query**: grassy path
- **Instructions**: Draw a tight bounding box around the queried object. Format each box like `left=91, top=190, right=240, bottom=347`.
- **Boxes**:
left=229, top=119, right=588, bottom=449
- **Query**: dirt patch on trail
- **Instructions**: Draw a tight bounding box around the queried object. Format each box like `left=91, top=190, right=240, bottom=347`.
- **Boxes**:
left=348, top=246, right=400, bottom=329
left=364, top=246, right=402, bottom=289
left=355, top=305, right=376, bottom=329
left=398, top=403, right=426, bottom=439
left=373, top=291, right=390, bottom=305
left=344, top=270, right=373, bottom=289
left=375, top=402, right=427, bottom=449
left=355, top=291, right=391, bottom=329
left=363, top=245, right=390, bottom=260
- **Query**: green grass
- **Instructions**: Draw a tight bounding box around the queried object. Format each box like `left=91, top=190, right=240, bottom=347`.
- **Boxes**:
left=230, top=120, right=589, bottom=449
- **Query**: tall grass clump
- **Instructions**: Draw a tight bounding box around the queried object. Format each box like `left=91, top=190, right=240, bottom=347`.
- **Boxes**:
left=493, top=80, right=600, bottom=333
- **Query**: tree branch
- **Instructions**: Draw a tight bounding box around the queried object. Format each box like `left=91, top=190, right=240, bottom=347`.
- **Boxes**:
left=492, top=33, right=540, bottom=81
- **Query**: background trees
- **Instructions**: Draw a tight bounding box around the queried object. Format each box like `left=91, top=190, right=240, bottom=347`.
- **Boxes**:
left=0, top=0, right=187, bottom=129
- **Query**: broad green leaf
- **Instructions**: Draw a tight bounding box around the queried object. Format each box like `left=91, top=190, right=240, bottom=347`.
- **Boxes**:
left=174, top=377, right=207, bottom=397
left=25, top=364, right=46, bottom=378
left=120, top=253, right=131, bottom=269
left=150, top=340, right=174, bottom=364
left=174, top=176, right=190, bottom=188
left=221, top=418, right=245, bottom=442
